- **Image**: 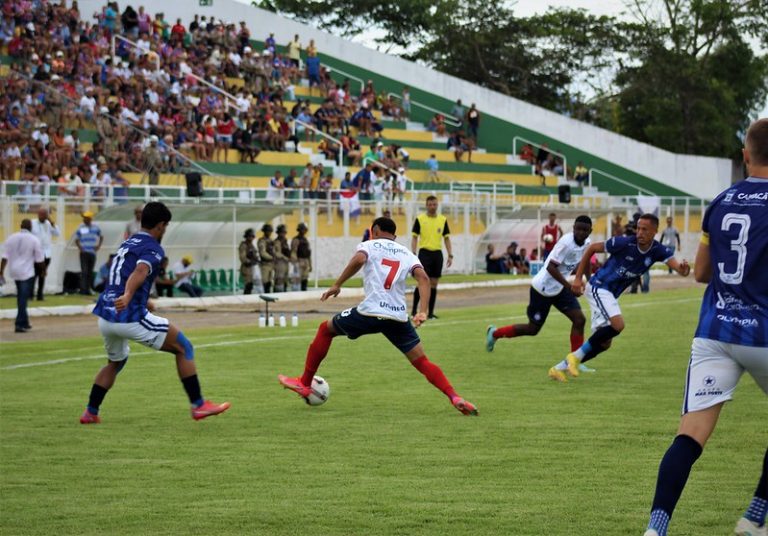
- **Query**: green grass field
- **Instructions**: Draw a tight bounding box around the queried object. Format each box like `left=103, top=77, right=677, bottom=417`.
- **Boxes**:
left=1, top=287, right=765, bottom=535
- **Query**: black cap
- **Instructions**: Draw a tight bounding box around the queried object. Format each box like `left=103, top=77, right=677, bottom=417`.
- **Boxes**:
left=262, top=224, right=273, bottom=233
left=244, top=228, right=255, bottom=238
left=297, top=222, right=308, bottom=231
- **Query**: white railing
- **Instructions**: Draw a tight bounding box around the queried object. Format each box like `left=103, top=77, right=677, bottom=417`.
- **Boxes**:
left=512, top=136, right=567, bottom=182
left=111, top=34, right=160, bottom=70
left=588, top=168, right=657, bottom=195
left=184, top=71, right=241, bottom=112
left=294, top=119, right=344, bottom=168
left=387, top=93, right=461, bottom=128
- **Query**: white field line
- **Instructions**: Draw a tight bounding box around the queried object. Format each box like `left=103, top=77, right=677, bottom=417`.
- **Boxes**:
left=1, top=296, right=701, bottom=371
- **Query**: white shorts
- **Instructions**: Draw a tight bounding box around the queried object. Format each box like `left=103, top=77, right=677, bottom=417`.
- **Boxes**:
left=97, top=312, right=170, bottom=362
left=585, top=283, right=622, bottom=332
left=682, top=337, right=768, bottom=414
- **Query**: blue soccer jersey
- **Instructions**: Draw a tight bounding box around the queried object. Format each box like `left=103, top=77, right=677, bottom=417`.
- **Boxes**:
left=93, top=232, right=164, bottom=323
left=694, top=177, right=768, bottom=347
left=589, top=235, right=673, bottom=298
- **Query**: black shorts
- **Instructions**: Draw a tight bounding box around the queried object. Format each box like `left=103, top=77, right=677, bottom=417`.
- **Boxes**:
left=526, top=286, right=581, bottom=326
left=418, top=249, right=444, bottom=278
left=332, top=307, right=420, bottom=354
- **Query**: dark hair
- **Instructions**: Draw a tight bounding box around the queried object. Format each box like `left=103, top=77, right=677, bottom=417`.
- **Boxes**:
left=372, top=217, right=396, bottom=235
left=638, top=213, right=659, bottom=227
left=746, top=118, right=768, bottom=166
left=426, top=195, right=438, bottom=203
left=575, top=215, right=592, bottom=226
left=141, top=202, right=172, bottom=229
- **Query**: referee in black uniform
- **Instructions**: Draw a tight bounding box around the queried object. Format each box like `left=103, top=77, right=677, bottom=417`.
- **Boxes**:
left=411, top=195, right=453, bottom=319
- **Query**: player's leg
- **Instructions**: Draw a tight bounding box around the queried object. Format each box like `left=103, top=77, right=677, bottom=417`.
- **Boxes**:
left=160, top=322, right=231, bottom=420
left=736, top=448, right=768, bottom=535
left=278, top=315, right=339, bottom=398
left=487, top=287, right=547, bottom=352
left=645, top=338, right=744, bottom=536
left=427, top=276, right=439, bottom=319
left=563, top=286, right=624, bottom=377
left=80, top=319, right=130, bottom=423
left=403, top=342, right=477, bottom=415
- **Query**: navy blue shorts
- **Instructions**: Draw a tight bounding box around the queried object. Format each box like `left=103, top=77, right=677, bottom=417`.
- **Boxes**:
left=332, top=307, right=421, bottom=354
left=526, top=286, right=581, bottom=326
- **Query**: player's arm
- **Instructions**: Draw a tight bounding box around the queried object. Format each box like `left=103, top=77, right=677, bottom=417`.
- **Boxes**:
left=321, top=251, right=366, bottom=301
left=411, top=219, right=420, bottom=253
left=411, top=266, right=430, bottom=327
left=666, top=257, right=690, bottom=277
left=693, top=234, right=711, bottom=283
left=572, top=242, right=605, bottom=296
left=114, top=262, right=150, bottom=312
left=444, top=235, right=453, bottom=267
left=545, top=260, right=571, bottom=289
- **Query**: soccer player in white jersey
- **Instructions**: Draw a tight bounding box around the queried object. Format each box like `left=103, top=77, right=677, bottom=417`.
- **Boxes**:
left=643, top=119, right=768, bottom=536
left=485, top=215, right=595, bottom=380
left=278, top=217, right=478, bottom=415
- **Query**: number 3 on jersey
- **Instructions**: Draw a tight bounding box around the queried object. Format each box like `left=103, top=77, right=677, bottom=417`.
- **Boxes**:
left=718, top=213, right=750, bottom=285
left=381, top=258, right=401, bottom=290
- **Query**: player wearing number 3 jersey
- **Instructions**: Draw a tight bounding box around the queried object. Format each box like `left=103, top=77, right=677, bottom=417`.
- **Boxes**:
left=644, top=119, right=768, bottom=536
left=278, top=216, right=478, bottom=415
left=80, top=202, right=230, bottom=424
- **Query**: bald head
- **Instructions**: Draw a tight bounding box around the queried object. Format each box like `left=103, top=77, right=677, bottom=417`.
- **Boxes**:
left=745, top=118, right=768, bottom=168
left=37, top=207, right=48, bottom=221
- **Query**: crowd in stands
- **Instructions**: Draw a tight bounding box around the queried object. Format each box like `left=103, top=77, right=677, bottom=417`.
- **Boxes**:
left=485, top=242, right=537, bottom=275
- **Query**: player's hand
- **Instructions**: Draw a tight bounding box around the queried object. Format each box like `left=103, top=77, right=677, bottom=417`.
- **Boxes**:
left=446, top=255, right=453, bottom=268
left=678, top=260, right=691, bottom=277
left=412, top=311, right=427, bottom=328
left=321, top=285, right=340, bottom=301
left=114, top=293, right=132, bottom=312
left=571, top=280, right=584, bottom=297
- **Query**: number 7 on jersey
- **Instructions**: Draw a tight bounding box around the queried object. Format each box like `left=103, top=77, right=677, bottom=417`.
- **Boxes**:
left=381, top=259, right=401, bottom=290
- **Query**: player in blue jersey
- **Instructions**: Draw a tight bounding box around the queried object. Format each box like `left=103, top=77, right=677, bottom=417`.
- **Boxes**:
left=548, top=213, right=691, bottom=376
left=644, top=119, right=768, bottom=536
left=80, top=202, right=230, bottom=424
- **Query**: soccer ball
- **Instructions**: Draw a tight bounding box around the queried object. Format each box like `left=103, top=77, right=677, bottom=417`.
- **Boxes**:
left=543, top=233, right=554, bottom=243
left=305, top=375, right=330, bottom=406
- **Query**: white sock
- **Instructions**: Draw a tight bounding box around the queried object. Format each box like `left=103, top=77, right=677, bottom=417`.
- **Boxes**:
left=572, top=347, right=586, bottom=359
left=555, top=360, right=568, bottom=371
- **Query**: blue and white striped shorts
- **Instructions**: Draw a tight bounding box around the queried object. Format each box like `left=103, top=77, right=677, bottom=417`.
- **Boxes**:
left=585, top=283, right=621, bottom=332
left=97, top=312, right=169, bottom=361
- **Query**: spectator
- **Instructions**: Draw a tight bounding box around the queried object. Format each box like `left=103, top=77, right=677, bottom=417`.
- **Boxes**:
left=401, top=86, right=411, bottom=120
left=173, top=256, right=203, bottom=297
left=611, top=214, right=624, bottom=237
left=519, top=144, right=535, bottom=165
left=144, top=135, right=163, bottom=185
left=426, top=154, right=439, bottom=182
left=466, top=103, right=480, bottom=141
left=451, top=99, right=465, bottom=127
left=124, top=205, right=144, bottom=239
left=505, top=242, right=525, bottom=275
left=574, top=161, right=589, bottom=185
left=518, top=248, right=531, bottom=274
left=74, top=211, right=103, bottom=295
left=93, top=254, right=117, bottom=293
left=267, top=170, right=284, bottom=204
left=30, top=207, right=60, bottom=301
left=155, top=256, right=176, bottom=297
left=660, top=216, right=681, bottom=273
left=485, top=244, right=507, bottom=274
left=1, top=219, right=44, bottom=333
left=287, top=34, right=301, bottom=68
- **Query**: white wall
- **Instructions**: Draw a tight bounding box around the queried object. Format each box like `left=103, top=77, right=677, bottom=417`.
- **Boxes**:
left=78, top=0, right=731, bottom=199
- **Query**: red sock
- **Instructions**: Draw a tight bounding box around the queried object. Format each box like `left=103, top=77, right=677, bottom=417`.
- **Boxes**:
left=411, top=356, right=458, bottom=400
left=301, top=321, right=335, bottom=387
left=493, top=325, right=517, bottom=339
left=570, top=333, right=584, bottom=352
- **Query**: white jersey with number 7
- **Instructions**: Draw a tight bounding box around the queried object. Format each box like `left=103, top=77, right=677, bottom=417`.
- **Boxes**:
left=356, top=239, right=423, bottom=322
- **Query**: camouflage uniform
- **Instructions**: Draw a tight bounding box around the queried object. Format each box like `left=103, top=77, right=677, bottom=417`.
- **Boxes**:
left=257, top=224, right=275, bottom=293
left=291, top=223, right=312, bottom=291
left=239, top=230, right=258, bottom=294
left=273, top=225, right=291, bottom=292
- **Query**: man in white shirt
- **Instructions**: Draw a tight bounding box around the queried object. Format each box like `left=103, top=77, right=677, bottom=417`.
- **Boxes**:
left=30, top=207, right=60, bottom=301
left=278, top=216, right=478, bottom=416
left=485, top=215, right=595, bottom=381
left=172, top=256, right=203, bottom=297
left=1, top=219, right=45, bottom=333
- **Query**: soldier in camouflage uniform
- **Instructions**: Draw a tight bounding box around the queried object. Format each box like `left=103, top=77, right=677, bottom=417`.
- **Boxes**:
left=291, top=222, right=312, bottom=291
left=273, top=224, right=291, bottom=292
left=238, top=228, right=258, bottom=294
left=257, top=223, right=275, bottom=293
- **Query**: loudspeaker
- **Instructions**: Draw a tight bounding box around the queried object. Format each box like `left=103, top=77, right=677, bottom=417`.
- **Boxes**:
left=558, top=184, right=571, bottom=204
left=185, top=172, right=203, bottom=197
left=63, top=271, right=80, bottom=294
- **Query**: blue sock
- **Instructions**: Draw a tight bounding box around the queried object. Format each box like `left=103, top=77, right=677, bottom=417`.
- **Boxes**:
left=745, top=497, right=767, bottom=526
left=573, top=341, right=592, bottom=359
left=648, top=434, right=703, bottom=532
left=647, top=509, right=670, bottom=536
